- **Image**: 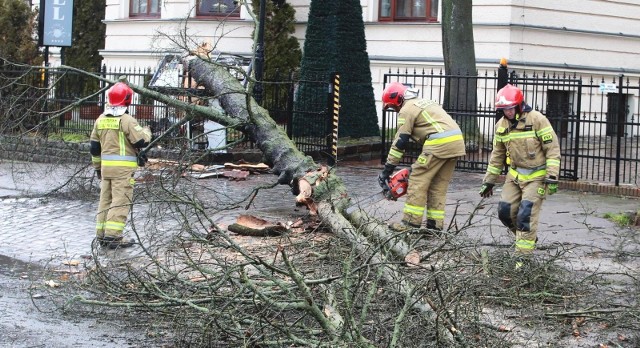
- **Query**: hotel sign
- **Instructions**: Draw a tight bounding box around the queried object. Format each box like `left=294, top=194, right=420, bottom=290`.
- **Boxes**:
left=39, top=0, right=74, bottom=47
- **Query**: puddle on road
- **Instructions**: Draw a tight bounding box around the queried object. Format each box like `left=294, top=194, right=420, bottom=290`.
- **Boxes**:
left=0, top=253, right=43, bottom=277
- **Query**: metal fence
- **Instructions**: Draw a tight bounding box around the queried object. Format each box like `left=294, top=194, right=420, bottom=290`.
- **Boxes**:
left=382, top=68, right=640, bottom=186
left=0, top=62, right=335, bottom=161
left=261, top=70, right=334, bottom=157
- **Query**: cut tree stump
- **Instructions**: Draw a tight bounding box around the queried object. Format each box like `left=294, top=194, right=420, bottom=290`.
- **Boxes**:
left=227, top=215, right=287, bottom=237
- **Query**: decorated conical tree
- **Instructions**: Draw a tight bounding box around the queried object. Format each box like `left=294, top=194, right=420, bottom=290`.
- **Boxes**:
left=294, top=0, right=379, bottom=139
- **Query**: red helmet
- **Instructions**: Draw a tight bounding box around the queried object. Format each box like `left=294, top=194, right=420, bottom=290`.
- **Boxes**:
left=108, top=82, right=133, bottom=107
left=495, top=84, right=524, bottom=110
left=382, top=82, right=408, bottom=111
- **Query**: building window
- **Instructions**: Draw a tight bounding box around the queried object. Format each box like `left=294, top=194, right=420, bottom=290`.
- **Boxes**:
left=379, top=0, right=438, bottom=22
left=130, top=0, right=161, bottom=17
left=197, top=0, right=240, bottom=17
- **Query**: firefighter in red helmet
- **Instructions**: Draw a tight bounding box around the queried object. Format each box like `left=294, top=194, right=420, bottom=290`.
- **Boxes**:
left=479, top=84, right=561, bottom=269
left=90, top=82, right=151, bottom=249
left=380, top=82, right=466, bottom=233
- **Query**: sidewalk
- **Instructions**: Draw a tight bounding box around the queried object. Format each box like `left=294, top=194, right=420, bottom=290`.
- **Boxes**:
left=0, top=161, right=97, bottom=263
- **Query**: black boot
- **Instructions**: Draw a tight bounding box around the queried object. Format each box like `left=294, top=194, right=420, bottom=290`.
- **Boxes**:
left=422, top=219, right=443, bottom=236
left=102, top=236, right=137, bottom=250
left=95, top=236, right=109, bottom=247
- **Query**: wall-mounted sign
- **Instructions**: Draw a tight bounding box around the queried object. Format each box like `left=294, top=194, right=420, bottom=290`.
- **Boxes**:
left=599, top=83, right=618, bottom=94
left=38, top=0, right=74, bottom=47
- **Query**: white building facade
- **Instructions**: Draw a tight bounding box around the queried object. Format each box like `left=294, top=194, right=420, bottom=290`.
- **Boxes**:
left=101, top=1, right=640, bottom=71
left=97, top=0, right=640, bottom=126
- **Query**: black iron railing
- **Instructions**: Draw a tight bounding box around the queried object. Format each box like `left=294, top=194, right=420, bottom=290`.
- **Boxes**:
left=382, top=68, right=640, bottom=186
left=0, top=62, right=335, bottom=162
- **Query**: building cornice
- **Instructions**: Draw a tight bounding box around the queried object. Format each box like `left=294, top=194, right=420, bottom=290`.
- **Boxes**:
left=370, top=56, right=640, bottom=75
left=495, top=23, right=640, bottom=40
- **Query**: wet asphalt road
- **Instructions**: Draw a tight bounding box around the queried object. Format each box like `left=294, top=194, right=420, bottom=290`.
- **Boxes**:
left=2, top=159, right=640, bottom=347
left=0, top=159, right=635, bottom=265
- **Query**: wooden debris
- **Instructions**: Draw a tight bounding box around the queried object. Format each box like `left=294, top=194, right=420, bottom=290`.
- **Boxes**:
left=189, top=275, right=212, bottom=282
left=185, top=164, right=225, bottom=179
left=224, top=162, right=270, bottom=173
left=45, top=280, right=60, bottom=288
left=295, top=179, right=314, bottom=213
left=189, top=171, right=224, bottom=179
left=146, top=158, right=181, bottom=170
left=295, top=166, right=330, bottom=216
left=222, top=169, right=250, bottom=180
left=147, top=159, right=224, bottom=173
left=227, top=215, right=287, bottom=237
left=62, top=260, right=80, bottom=266
left=404, top=250, right=421, bottom=267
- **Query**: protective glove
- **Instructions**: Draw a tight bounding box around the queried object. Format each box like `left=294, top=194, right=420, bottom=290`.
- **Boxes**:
left=95, top=170, right=102, bottom=180
left=137, top=151, right=148, bottom=167
left=544, top=176, right=559, bottom=195
left=479, top=183, right=494, bottom=198
left=378, top=163, right=396, bottom=190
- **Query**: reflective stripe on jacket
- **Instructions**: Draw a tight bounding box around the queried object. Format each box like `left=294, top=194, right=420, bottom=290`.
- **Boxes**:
left=483, top=110, right=561, bottom=183
left=90, top=112, right=151, bottom=178
left=386, top=98, right=466, bottom=165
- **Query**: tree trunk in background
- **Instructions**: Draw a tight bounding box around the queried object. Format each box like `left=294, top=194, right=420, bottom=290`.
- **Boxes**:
left=441, top=0, right=479, bottom=145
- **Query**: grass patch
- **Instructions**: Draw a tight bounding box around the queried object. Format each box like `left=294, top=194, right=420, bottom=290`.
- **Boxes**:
left=48, top=132, right=90, bottom=143
left=603, top=212, right=633, bottom=226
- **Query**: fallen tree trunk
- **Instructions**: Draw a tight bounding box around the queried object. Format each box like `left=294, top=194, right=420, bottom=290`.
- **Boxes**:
left=186, top=57, right=465, bottom=346
left=318, top=203, right=467, bottom=346
left=189, top=58, right=317, bottom=186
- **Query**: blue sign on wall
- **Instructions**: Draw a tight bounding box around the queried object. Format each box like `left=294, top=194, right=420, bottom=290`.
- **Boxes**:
left=41, top=0, right=74, bottom=46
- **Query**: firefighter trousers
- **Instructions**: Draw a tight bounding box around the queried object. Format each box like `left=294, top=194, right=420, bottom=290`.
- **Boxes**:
left=96, top=175, right=135, bottom=239
left=497, top=175, right=546, bottom=256
left=402, top=154, right=457, bottom=229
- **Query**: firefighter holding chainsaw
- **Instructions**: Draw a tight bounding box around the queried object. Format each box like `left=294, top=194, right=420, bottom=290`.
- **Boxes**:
left=379, top=82, right=466, bottom=232
left=479, top=84, right=561, bottom=267
left=90, top=82, right=151, bottom=249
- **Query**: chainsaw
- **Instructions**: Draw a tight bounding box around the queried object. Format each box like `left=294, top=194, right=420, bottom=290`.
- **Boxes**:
left=345, top=168, right=410, bottom=214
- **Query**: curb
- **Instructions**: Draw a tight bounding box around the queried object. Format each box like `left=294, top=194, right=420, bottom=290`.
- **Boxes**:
left=491, top=174, right=640, bottom=198
left=560, top=180, right=640, bottom=198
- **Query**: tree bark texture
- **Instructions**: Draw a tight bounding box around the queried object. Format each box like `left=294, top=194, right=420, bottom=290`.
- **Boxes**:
left=189, top=58, right=318, bottom=186
left=441, top=0, right=478, bottom=113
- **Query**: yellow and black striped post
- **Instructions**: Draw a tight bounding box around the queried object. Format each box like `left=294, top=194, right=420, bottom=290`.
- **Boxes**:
left=329, top=73, right=340, bottom=166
